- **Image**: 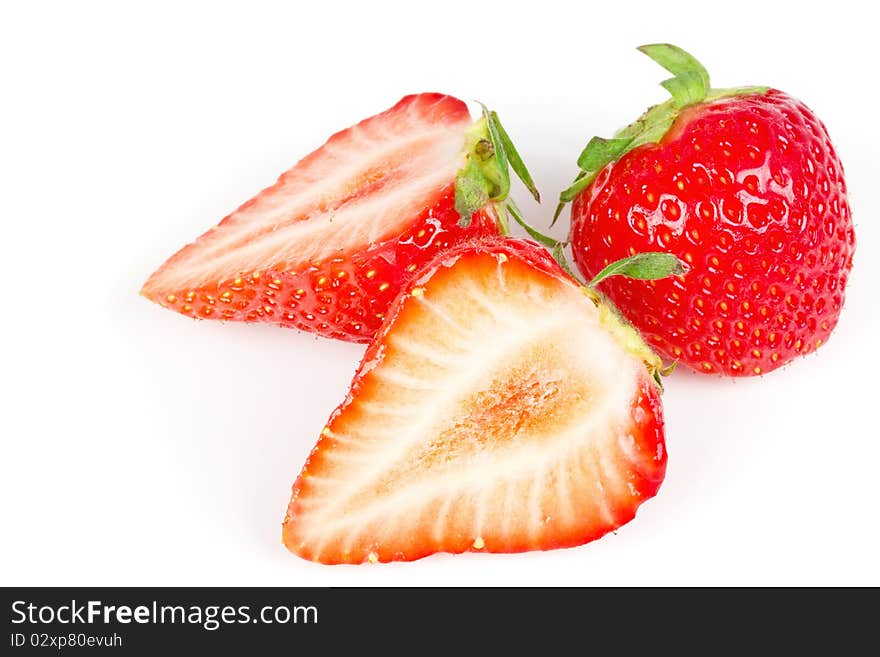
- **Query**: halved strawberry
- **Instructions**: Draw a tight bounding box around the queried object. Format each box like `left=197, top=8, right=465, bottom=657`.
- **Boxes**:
left=141, top=93, right=539, bottom=342
left=282, top=237, right=669, bottom=564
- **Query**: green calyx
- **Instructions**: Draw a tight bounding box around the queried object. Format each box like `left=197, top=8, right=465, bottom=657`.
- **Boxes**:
left=553, top=43, right=769, bottom=223
left=455, top=105, right=604, bottom=274
left=454, top=100, right=688, bottom=390
left=454, top=104, right=542, bottom=235
left=589, top=289, right=667, bottom=388
left=580, top=252, right=685, bottom=390
left=589, top=251, right=685, bottom=287
left=577, top=251, right=686, bottom=391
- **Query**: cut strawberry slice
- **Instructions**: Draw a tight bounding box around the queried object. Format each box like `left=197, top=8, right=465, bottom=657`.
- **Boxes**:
left=142, top=94, right=538, bottom=342
left=282, top=237, right=667, bottom=564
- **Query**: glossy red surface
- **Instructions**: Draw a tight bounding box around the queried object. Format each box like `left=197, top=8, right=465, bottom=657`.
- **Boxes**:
left=572, top=90, right=855, bottom=375
left=150, top=185, right=497, bottom=342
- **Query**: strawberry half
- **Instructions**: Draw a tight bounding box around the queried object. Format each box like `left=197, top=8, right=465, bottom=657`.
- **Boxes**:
left=556, top=45, right=855, bottom=376
left=142, top=94, right=539, bottom=342
left=282, top=237, right=671, bottom=564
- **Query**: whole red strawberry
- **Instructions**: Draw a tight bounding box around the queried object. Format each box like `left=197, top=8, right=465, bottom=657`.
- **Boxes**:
left=559, top=45, right=855, bottom=376
left=142, top=94, right=539, bottom=342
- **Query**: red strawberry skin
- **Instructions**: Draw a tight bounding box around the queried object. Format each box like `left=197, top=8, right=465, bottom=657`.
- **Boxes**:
left=142, top=93, right=499, bottom=342
left=571, top=90, right=855, bottom=376
left=283, top=237, right=667, bottom=564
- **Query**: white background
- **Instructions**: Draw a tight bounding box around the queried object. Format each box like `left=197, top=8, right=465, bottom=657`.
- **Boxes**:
left=3, top=1, right=878, bottom=586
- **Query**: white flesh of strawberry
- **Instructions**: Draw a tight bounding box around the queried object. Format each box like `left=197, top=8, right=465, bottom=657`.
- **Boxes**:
left=145, top=96, right=470, bottom=293
left=287, top=252, right=653, bottom=561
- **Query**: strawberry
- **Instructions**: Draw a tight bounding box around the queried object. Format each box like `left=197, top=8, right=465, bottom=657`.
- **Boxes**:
left=282, top=237, right=676, bottom=564
left=557, top=45, right=856, bottom=376
left=142, top=94, right=540, bottom=342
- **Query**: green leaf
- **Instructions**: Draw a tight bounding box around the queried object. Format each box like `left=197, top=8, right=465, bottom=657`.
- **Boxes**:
left=559, top=171, right=596, bottom=203
left=455, top=156, right=493, bottom=227
left=495, top=201, right=510, bottom=235
left=550, top=171, right=594, bottom=228
left=589, top=252, right=686, bottom=287
left=506, top=199, right=558, bottom=248
left=554, top=137, right=630, bottom=224
left=576, top=136, right=632, bottom=171
left=660, top=71, right=709, bottom=108
left=627, top=115, right=675, bottom=149
left=652, top=369, right=664, bottom=391
left=551, top=201, right=567, bottom=226
left=652, top=359, right=677, bottom=390
left=637, top=44, right=709, bottom=108
left=479, top=105, right=510, bottom=201
left=637, top=43, right=710, bottom=91
left=454, top=105, right=541, bottom=227
left=611, top=97, right=680, bottom=147
left=552, top=242, right=579, bottom=280
left=707, top=85, right=770, bottom=100
left=491, top=111, right=540, bottom=202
